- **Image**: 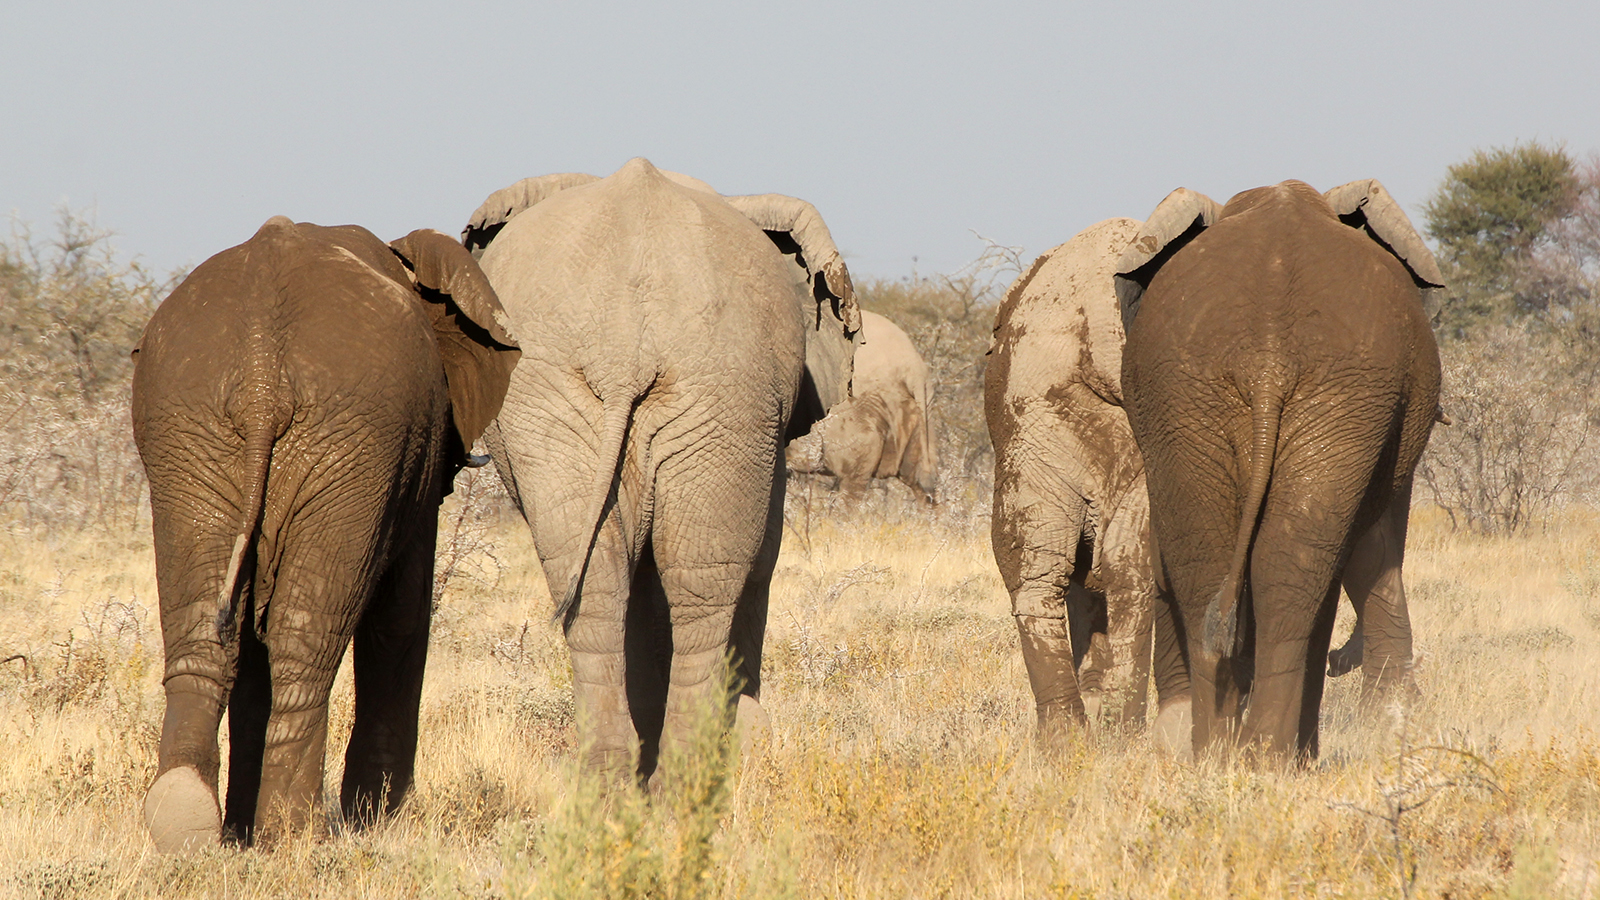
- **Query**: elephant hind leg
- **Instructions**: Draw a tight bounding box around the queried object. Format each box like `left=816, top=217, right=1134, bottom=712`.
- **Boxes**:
left=992, top=464, right=1093, bottom=736
left=222, top=619, right=270, bottom=844
left=1338, top=488, right=1416, bottom=701
left=341, top=527, right=436, bottom=828
left=646, top=439, right=771, bottom=778
left=1242, top=538, right=1344, bottom=763
left=624, top=542, right=672, bottom=783
left=146, top=671, right=231, bottom=854
left=251, top=513, right=387, bottom=844
left=562, top=522, right=641, bottom=782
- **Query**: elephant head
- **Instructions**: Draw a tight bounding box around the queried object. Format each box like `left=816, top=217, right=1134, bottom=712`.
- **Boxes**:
left=1113, top=180, right=1446, bottom=331
left=460, top=172, right=862, bottom=442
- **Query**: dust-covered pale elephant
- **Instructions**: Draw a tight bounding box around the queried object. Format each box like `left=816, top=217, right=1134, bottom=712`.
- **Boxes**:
left=132, top=219, right=519, bottom=851
left=986, top=218, right=1187, bottom=741
left=786, top=309, right=938, bottom=503
left=461, top=159, right=860, bottom=781
left=1117, top=180, right=1443, bottom=761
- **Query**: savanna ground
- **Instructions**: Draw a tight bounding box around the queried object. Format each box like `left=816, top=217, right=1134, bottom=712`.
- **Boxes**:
left=5, top=196, right=1600, bottom=897
left=2, top=471, right=1597, bottom=900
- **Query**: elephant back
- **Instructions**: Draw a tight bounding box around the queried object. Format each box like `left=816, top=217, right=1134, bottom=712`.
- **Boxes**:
left=991, top=218, right=1142, bottom=409
left=852, top=311, right=927, bottom=401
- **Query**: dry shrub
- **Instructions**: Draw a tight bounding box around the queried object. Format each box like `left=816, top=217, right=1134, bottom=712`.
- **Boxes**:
left=4, top=492, right=1600, bottom=897
left=0, top=209, right=178, bottom=533
left=500, top=665, right=746, bottom=900
left=1419, top=322, right=1600, bottom=532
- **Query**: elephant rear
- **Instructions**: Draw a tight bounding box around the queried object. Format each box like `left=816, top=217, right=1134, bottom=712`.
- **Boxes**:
left=462, top=159, right=861, bottom=783
left=134, top=218, right=518, bottom=850
left=986, top=218, right=1163, bottom=736
left=1119, top=180, right=1442, bottom=760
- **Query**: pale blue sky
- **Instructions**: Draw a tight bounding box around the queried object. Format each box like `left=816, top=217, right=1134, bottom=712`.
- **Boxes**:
left=3, top=2, right=1596, bottom=279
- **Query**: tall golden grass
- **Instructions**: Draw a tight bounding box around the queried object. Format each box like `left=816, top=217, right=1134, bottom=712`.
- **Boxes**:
left=2, top=490, right=1597, bottom=898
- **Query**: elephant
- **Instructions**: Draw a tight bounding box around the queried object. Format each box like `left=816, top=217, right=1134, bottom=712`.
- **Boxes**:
left=1116, top=179, right=1443, bottom=761
left=460, top=158, right=860, bottom=781
left=785, top=309, right=938, bottom=503
left=986, top=218, right=1187, bottom=743
left=132, top=218, right=519, bottom=851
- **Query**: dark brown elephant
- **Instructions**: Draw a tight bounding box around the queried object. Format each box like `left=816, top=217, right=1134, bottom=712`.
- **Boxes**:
left=1116, top=180, right=1443, bottom=761
left=786, top=310, right=938, bottom=503
left=986, top=218, right=1187, bottom=744
left=132, top=218, right=519, bottom=851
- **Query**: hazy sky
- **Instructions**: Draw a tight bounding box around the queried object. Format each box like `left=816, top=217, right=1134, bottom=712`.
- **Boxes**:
left=4, top=2, right=1596, bottom=280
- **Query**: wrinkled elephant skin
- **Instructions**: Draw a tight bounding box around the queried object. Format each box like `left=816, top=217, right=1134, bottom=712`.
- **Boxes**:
left=132, top=219, right=518, bottom=850
left=1119, top=180, right=1442, bottom=762
left=986, top=218, right=1183, bottom=739
left=786, top=310, right=938, bottom=503
left=464, top=159, right=859, bottom=783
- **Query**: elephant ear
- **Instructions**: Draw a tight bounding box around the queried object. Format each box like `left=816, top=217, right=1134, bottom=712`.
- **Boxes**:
left=1323, top=179, right=1447, bottom=312
left=1113, top=188, right=1222, bottom=332
left=388, top=229, right=522, bottom=451
left=722, top=193, right=864, bottom=440
left=461, top=173, right=600, bottom=259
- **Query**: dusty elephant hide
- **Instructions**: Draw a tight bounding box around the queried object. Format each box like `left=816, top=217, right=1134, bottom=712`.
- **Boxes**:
left=463, top=158, right=860, bottom=783
left=786, top=309, right=939, bottom=503
left=986, top=218, right=1184, bottom=742
left=1119, top=179, right=1442, bottom=762
left=133, top=218, right=518, bottom=852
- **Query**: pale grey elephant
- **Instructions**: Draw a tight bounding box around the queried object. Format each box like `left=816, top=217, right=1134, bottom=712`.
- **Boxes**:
left=986, top=219, right=1187, bottom=743
left=461, top=159, right=860, bottom=780
left=786, top=310, right=938, bottom=503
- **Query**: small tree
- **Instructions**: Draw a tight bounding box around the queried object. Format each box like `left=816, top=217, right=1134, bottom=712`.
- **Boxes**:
left=1422, top=142, right=1581, bottom=335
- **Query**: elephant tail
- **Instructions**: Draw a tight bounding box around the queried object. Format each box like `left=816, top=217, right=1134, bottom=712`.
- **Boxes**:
left=551, top=393, right=636, bottom=630
left=213, top=416, right=276, bottom=640
left=1202, top=373, right=1287, bottom=657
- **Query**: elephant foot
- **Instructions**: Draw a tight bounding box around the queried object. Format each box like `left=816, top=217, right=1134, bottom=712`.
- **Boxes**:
left=735, top=694, right=771, bottom=759
left=1327, top=634, right=1364, bottom=678
left=144, top=766, right=221, bottom=854
left=1360, top=665, right=1420, bottom=712
left=1152, top=697, right=1193, bottom=763
left=582, top=743, right=639, bottom=787
left=1080, top=692, right=1103, bottom=729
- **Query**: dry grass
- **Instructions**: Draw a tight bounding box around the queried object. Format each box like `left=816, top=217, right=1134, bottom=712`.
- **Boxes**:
left=2, top=496, right=1598, bottom=899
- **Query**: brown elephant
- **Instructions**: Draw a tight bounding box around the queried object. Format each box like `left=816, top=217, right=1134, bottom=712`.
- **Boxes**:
left=1116, top=180, right=1443, bottom=761
left=461, top=159, right=860, bottom=782
left=986, top=218, right=1187, bottom=742
left=786, top=309, right=938, bottom=503
left=132, top=218, right=519, bottom=851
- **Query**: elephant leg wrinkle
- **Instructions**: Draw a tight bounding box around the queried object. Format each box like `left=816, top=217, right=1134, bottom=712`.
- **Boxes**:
left=1015, top=614, right=1086, bottom=736
left=569, top=648, right=639, bottom=780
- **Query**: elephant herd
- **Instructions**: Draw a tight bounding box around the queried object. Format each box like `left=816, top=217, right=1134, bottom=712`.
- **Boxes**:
left=130, top=160, right=1442, bottom=853
left=990, top=180, right=1442, bottom=763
